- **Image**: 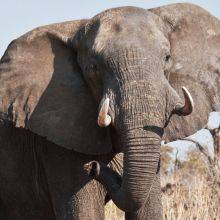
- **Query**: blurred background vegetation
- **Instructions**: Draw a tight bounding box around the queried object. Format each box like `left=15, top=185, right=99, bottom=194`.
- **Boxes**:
left=105, top=129, right=220, bottom=220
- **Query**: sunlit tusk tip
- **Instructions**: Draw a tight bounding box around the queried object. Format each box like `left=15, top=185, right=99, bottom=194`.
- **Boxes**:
left=98, top=115, right=111, bottom=127
left=97, top=98, right=111, bottom=127
left=182, top=86, right=194, bottom=111
left=174, top=87, right=194, bottom=116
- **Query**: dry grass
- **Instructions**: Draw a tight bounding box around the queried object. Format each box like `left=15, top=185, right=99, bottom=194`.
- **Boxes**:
left=161, top=173, right=220, bottom=220
left=105, top=201, right=124, bottom=220
left=105, top=171, right=220, bottom=220
left=105, top=138, right=220, bottom=220
left=105, top=126, right=220, bottom=219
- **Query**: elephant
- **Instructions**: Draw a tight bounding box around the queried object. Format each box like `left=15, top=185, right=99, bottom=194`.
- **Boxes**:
left=0, top=2, right=220, bottom=220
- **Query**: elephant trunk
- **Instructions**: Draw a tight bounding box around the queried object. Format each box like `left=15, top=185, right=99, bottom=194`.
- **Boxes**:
left=90, top=49, right=163, bottom=211
left=85, top=47, right=193, bottom=212
left=114, top=131, right=161, bottom=211
left=85, top=129, right=161, bottom=212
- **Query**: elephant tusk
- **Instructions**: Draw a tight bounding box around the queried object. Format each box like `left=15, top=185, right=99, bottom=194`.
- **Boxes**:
left=98, top=98, right=111, bottom=127
left=174, top=87, right=194, bottom=116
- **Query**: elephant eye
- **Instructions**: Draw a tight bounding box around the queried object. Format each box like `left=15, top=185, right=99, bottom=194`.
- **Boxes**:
left=165, top=54, right=171, bottom=62
left=84, top=62, right=101, bottom=83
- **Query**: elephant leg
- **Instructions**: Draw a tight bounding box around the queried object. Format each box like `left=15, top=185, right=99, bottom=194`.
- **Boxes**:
left=41, top=142, right=113, bottom=220
left=125, top=174, right=162, bottom=220
left=71, top=180, right=106, bottom=220
left=0, top=126, right=55, bottom=220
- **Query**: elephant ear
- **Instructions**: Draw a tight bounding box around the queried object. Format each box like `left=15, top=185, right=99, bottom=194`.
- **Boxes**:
left=150, top=3, right=220, bottom=139
left=0, top=20, right=112, bottom=155
left=150, top=3, right=220, bottom=110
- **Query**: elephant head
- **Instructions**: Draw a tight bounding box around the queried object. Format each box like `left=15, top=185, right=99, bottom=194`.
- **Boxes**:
left=2, top=3, right=219, bottom=212
left=73, top=6, right=194, bottom=211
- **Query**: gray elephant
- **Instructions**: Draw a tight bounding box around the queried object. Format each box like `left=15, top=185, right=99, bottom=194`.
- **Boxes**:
left=0, top=3, right=219, bottom=220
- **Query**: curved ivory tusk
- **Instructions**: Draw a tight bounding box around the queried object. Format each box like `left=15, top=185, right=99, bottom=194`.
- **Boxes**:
left=174, top=87, right=194, bottom=116
left=98, top=98, right=111, bottom=127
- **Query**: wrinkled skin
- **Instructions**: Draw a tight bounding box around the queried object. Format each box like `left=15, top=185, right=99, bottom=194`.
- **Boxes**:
left=0, top=123, right=115, bottom=220
left=0, top=3, right=220, bottom=220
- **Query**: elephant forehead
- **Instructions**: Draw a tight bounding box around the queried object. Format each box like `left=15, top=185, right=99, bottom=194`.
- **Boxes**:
left=88, top=12, right=167, bottom=54
left=81, top=7, right=161, bottom=51
left=92, top=6, right=147, bottom=22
